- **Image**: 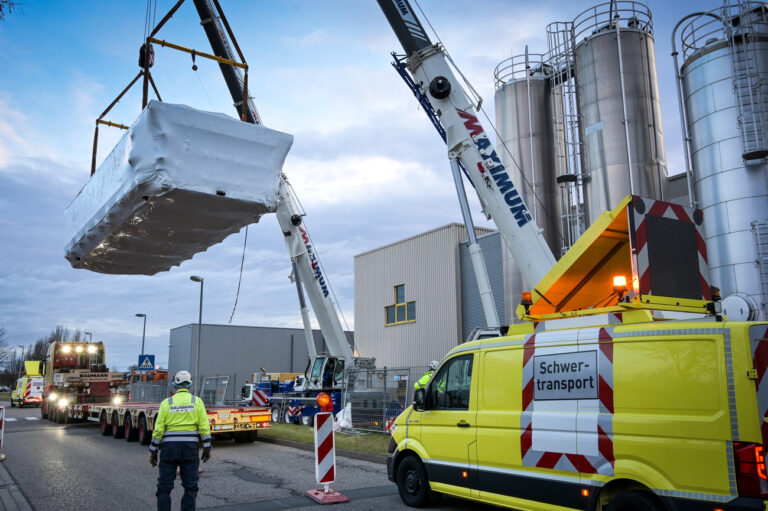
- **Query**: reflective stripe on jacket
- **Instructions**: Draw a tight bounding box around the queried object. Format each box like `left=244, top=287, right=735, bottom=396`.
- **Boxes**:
left=149, top=388, right=211, bottom=452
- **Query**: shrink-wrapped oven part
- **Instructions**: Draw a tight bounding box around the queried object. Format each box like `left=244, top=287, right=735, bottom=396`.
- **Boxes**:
left=64, top=101, right=293, bottom=275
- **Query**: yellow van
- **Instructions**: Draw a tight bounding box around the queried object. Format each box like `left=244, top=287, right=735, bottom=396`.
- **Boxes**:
left=388, top=316, right=768, bottom=510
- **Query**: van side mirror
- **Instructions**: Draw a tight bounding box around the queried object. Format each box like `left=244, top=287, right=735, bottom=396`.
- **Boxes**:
left=413, top=388, right=425, bottom=411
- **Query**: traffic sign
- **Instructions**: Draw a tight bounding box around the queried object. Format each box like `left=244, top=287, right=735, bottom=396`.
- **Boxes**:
left=138, top=354, right=155, bottom=371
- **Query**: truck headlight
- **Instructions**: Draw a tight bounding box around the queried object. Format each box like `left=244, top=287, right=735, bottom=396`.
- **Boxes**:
left=112, top=396, right=123, bottom=405
left=48, top=393, right=58, bottom=401
left=58, top=398, right=69, bottom=408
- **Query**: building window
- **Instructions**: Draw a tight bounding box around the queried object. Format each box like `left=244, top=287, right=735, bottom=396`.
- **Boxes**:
left=386, top=284, right=416, bottom=326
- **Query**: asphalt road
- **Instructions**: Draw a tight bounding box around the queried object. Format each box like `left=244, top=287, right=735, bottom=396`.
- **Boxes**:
left=0, top=401, right=498, bottom=510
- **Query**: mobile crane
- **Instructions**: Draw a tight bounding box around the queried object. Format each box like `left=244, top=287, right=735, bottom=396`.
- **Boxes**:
left=185, top=0, right=374, bottom=423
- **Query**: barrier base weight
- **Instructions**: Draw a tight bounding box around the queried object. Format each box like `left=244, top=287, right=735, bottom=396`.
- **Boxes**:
left=306, top=489, right=349, bottom=504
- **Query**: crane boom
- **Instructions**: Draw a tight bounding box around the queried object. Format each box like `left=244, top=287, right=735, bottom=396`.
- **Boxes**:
left=190, top=0, right=356, bottom=389
left=377, top=0, right=556, bottom=285
left=275, top=177, right=354, bottom=364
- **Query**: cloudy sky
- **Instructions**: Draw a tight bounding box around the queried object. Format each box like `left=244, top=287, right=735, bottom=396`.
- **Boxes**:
left=0, top=0, right=705, bottom=370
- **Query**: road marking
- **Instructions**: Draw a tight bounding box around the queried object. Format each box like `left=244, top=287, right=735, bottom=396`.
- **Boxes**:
left=4, top=418, right=16, bottom=422
left=24, top=417, right=39, bottom=421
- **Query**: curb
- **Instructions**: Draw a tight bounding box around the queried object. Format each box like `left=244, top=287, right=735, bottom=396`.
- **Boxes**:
left=255, top=435, right=387, bottom=465
left=0, top=459, right=33, bottom=511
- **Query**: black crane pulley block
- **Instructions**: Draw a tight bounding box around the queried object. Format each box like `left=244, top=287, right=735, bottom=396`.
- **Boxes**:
left=139, top=43, right=155, bottom=69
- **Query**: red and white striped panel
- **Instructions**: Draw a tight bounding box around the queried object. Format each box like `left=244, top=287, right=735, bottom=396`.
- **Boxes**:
left=385, top=417, right=396, bottom=432
left=314, top=412, right=336, bottom=484
left=251, top=389, right=269, bottom=407
left=750, top=325, right=768, bottom=446
left=521, top=328, right=615, bottom=475
left=288, top=406, right=300, bottom=417
left=630, top=196, right=711, bottom=300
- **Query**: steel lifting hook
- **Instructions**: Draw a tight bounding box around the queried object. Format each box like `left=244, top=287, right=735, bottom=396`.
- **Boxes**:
left=191, top=50, right=198, bottom=71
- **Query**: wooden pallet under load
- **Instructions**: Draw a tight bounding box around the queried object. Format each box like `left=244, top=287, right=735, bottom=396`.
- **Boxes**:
left=64, top=101, right=293, bottom=275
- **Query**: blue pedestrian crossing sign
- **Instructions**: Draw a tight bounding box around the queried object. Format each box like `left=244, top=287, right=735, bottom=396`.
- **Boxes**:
left=138, top=355, right=155, bottom=371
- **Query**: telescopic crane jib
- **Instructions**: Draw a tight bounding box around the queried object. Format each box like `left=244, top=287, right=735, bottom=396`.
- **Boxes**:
left=376, top=0, right=558, bottom=289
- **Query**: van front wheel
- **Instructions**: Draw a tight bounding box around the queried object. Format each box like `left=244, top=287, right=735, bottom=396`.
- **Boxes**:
left=607, top=490, right=661, bottom=511
left=396, top=456, right=432, bottom=507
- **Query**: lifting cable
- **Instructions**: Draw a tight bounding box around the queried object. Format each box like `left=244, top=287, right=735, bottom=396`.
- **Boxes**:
left=412, top=0, right=565, bottom=246
left=228, top=225, right=248, bottom=323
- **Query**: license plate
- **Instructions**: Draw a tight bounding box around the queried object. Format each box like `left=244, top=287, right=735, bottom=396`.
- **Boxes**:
left=220, top=424, right=233, bottom=430
left=218, top=412, right=230, bottom=420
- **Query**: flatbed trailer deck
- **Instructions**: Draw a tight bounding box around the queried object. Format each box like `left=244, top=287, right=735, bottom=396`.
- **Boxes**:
left=73, top=401, right=271, bottom=444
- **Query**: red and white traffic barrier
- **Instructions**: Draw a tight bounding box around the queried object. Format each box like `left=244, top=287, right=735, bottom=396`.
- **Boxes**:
left=306, top=395, right=348, bottom=504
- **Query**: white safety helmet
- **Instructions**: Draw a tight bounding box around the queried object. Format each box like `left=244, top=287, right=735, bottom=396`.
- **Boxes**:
left=428, top=360, right=439, bottom=371
left=173, top=370, right=192, bottom=387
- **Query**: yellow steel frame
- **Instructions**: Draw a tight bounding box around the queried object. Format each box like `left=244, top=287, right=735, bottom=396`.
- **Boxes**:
left=147, top=37, right=247, bottom=70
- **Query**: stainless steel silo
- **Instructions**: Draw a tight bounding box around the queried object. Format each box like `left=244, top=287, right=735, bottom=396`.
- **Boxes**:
left=573, top=1, right=666, bottom=225
left=494, top=51, right=561, bottom=309
left=494, top=51, right=561, bottom=253
left=674, top=1, right=768, bottom=319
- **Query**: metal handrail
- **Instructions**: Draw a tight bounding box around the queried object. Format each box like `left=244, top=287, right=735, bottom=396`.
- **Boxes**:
left=493, top=52, right=551, bottom=90
left=572, top=1, right=652, bottom=44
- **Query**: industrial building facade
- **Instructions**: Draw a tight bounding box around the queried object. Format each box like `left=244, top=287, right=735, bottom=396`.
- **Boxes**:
left=354, top=223, right=513, bottom=368
left=168, top=324, right=353, bottom=402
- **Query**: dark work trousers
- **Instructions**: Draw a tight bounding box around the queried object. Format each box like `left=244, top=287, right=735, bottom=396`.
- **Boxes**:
left=157, top=441, right=200, bottom=511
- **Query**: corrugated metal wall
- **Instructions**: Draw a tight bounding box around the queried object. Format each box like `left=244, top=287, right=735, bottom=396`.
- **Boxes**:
left=459, top=231, right=506, bottom=341
left=354, top=224, right=494, bottom=368
left=168, top=324, right=353, bottom=402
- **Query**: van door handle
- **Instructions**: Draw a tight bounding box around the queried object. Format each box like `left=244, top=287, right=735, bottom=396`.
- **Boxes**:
left=457, top=421, right=470, bottom=428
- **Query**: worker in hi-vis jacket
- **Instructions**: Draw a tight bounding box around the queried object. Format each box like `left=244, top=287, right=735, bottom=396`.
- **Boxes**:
left=150, top=370, right=211, bottom=511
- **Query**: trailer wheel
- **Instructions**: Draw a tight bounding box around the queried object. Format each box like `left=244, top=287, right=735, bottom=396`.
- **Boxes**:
left=100, top=411, right=112, bottom=436
left=138, top=415, right=151, bottom=445
left=248, top=430, right=258, bottom=442
left=41, top=404, right=48, bottom=420
left=271, top=405, right=281, bottom=423
left=124, top=414, right=138, bottom=442
left=58, top=407, right=69, bottom=424
left=112, top=411, right=124, bottom=439
left=284, top=410, right=293, bottom=424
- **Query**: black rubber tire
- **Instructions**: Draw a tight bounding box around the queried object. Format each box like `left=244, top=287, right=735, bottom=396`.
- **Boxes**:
left=396, top=455, right=432, bottom=507
left=300, top=414, right=313, bottom=427
left=59, top=407, right=69, bottom=424
left=606, top=490, right=662, bottom=511
left=233, top=432, right=249, bottom=443
left=100, top=411, right=112, bottom=436
left=9, top=399, right=15, bottom=408
left=271, top=405, right=281, bottom=423
left=112, top=412, right=124, bottom=439
left=41, top=404, right=47, bottom=419
left=125, top=414, right=138, bottom=442
left=284, top=410, right=292, bottom=424
left=247, top=430, right=258, bottom=442
left=138, top=415, right=151, bottom=445
left=19, top=401, right=24, bottom=409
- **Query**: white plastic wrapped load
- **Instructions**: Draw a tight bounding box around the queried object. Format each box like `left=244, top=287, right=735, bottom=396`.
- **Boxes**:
left=65, top=101, right=293, bottom=275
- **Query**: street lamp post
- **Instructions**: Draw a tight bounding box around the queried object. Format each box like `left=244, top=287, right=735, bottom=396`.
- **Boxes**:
left=135, top=314, right=147, bottom=356
left=189, top=276, right=204, bottom=394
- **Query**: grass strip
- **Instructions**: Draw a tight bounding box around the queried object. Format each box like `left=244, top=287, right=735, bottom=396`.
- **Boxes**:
left=259, top=423, right=390, bottom=456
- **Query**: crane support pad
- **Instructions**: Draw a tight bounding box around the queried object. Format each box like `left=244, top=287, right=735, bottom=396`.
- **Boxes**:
left=64, top=101, right=293, bottom=275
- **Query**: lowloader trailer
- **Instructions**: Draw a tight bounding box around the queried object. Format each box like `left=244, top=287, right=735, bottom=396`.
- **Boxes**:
left=70, top=400, right=272, bottom=444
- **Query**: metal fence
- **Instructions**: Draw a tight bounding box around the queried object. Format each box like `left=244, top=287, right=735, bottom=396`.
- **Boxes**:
left=344, top=366, right=428, bottom=433
left=199, top=376, right=230, bottom=406
left=127, top=381, right=169, bottom=402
